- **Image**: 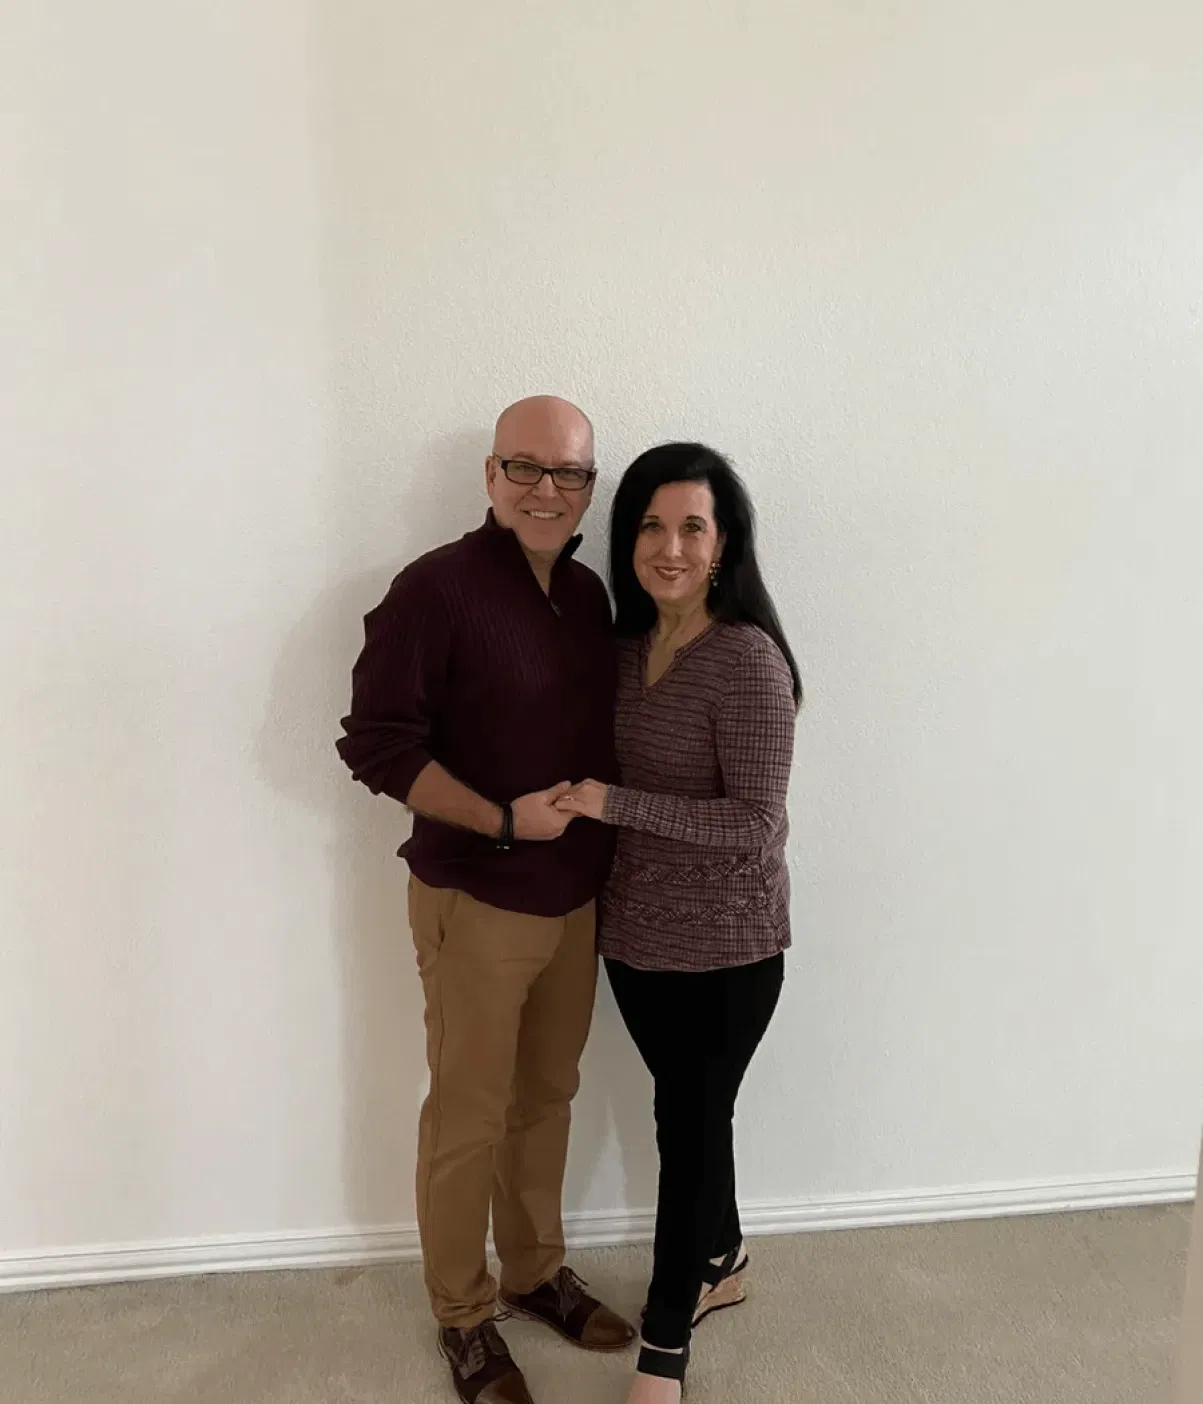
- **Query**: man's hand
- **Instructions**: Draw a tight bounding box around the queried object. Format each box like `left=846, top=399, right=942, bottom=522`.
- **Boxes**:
left=553, top=779, right=609, bottom=823
left=512, top=782, right=576, bottom=841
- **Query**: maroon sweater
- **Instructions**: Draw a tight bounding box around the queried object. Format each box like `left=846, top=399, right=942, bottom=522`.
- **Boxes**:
left=337, top=514, right=618, bottom=917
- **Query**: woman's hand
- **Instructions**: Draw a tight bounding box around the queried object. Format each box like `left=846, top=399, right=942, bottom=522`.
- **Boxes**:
left=554, top=779, right=609, bottom=822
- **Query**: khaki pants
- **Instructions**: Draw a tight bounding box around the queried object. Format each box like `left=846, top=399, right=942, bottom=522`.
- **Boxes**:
left=408, top=876, right=598, bottom=1328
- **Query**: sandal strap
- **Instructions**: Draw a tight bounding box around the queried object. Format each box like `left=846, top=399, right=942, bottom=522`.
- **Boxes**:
left=637, top=1345, right=690, bottom=1381
left=701, top=1246, right=749, bottom=1288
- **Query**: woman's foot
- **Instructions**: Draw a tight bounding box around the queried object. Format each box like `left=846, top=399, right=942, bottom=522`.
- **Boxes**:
left=624, top=1343, right=686, bottom=1404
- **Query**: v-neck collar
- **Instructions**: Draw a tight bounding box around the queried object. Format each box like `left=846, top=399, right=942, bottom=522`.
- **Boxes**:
left=639, top=620, right=719, bottom=693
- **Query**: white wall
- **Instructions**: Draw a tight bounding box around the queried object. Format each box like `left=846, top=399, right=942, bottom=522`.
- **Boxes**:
left=3, top=0, right=1202, bottom=1272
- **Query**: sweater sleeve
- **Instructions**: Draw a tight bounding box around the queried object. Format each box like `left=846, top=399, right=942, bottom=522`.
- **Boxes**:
left=335, top=567, right=450, bottom=804
left=601, top=634, right=796, bottom=848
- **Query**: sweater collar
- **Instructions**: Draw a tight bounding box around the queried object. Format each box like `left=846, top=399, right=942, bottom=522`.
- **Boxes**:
left=480, top=509, right=584, bottom=566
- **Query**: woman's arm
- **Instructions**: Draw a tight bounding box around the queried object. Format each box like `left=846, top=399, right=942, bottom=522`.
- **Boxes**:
left=561, top=635, right=796, bottom=849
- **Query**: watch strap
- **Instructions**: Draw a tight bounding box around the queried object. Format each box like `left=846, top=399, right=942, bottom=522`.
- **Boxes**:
left=495, top=802, right=514, bottom=851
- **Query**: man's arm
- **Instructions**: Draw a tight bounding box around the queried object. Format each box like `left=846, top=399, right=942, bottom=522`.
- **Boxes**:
left=336, top=565, right=449, bottom=803
left=407, top=760, right=503, bottom=837
left=337, top=568, right=573, bottom=841
left=408, top=763, right=573, bottom=841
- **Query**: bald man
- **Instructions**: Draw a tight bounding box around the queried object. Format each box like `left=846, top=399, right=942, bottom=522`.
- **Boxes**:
left=338, top=397, right=634, bottom=1404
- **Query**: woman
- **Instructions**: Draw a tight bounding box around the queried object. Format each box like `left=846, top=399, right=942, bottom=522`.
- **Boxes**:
left=556, top=443, right=801, bottom=1403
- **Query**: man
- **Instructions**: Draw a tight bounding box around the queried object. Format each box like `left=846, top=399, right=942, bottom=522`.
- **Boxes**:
left=337, top=396, right=634, bottom=1404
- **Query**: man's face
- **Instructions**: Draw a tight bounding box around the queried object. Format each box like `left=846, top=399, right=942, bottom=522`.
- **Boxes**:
left=486, top=401, right=595, bottom=559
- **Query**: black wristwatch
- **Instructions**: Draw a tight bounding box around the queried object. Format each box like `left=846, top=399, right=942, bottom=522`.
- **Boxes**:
left=495, top=802, right=514, bottom=852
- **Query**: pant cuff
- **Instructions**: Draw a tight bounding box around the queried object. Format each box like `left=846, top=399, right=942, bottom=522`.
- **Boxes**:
left=641, top=1302, right=693, bottom=1351
left=435, top=1304, right=498, bottom=1332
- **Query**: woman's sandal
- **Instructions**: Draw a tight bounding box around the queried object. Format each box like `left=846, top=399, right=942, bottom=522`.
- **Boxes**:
left=635, top=1246, right=750, bottom=1337
left=693, top=1245, right=750, bottom=1327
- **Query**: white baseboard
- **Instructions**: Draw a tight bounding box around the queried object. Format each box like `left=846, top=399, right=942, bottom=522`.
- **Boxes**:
left=1, top=1170, right=1193, bottom=1296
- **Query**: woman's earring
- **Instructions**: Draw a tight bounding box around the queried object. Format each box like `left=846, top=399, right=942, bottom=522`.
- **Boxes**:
left=709, top=558, right=721, bottom=586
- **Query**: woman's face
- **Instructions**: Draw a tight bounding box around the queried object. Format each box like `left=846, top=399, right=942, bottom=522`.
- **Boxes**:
left=633, top=479, right=725, bottom=610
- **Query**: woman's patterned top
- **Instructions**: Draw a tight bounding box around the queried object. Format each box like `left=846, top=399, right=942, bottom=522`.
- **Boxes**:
left=599, top=622, right=796, bottom=972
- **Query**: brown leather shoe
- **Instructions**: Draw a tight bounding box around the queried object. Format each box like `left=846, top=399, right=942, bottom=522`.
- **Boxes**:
left=501, top=1267, right=637, bottom=1352
left=438, top=1321, right=534, bottom=1404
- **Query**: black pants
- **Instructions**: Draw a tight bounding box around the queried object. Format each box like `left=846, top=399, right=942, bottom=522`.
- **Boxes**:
left=606, top=952, right=785, bottom=1351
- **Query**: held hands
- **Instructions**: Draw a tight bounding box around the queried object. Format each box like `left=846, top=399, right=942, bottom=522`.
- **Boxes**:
left=510, top=780, right=610, bottom=841
left=554, top=779, right=608, bottom=823
left=511, top=783, right=575, bottom=841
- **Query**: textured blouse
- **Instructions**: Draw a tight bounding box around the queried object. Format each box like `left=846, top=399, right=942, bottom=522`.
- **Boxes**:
left=598, top=622, right=797, bottom=972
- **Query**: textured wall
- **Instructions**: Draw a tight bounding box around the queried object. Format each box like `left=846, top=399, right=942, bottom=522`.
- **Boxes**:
left=3, top=0, right=1202, bottom=1259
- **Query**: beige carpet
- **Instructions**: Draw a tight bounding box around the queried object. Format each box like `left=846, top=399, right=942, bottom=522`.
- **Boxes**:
left=1, top=1205, right=1190, bottom=1404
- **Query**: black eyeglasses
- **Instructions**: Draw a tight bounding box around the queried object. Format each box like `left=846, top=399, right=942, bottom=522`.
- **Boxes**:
left=496, top=457, right=596, bottom=492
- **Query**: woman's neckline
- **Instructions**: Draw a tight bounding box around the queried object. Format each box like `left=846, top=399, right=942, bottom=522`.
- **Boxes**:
left=639, top=619, right=720, bottom=692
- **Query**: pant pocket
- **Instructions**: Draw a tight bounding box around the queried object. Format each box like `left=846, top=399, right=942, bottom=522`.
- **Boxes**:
left=409, top=876, right=459, bottom=973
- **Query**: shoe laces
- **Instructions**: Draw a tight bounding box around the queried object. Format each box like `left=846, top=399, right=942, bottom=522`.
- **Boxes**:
left=552, top=1266, right=590, bottom=1318
left=456, top=1320, right=512, bottom=1378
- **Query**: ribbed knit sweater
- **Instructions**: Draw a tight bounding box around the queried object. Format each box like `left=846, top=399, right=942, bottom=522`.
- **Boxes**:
left=337, top=514, right=617, bottom=917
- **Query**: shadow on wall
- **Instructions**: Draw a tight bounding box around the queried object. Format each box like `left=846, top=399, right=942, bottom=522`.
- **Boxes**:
left=256, top=429, right=658, bottom=1241
left=254, top=0, right=659, bottom=1254
left=256, top=558, right=421, bottom=1232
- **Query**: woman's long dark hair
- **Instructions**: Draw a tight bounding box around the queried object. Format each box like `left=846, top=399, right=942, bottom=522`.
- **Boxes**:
left=609, top=442, right=802, bottom=706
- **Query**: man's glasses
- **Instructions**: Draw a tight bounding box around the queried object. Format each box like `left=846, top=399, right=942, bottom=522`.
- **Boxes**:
left=496, top=458, right=596, bottom=492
